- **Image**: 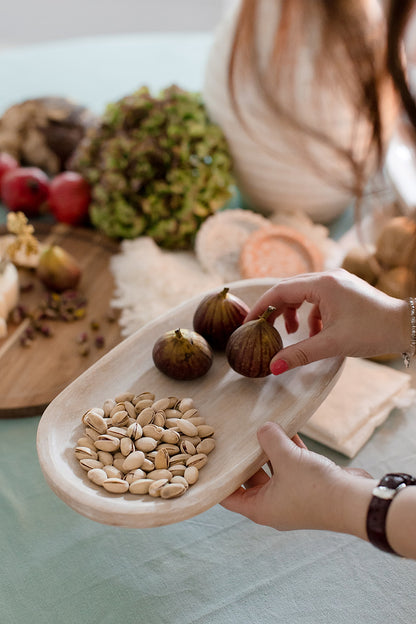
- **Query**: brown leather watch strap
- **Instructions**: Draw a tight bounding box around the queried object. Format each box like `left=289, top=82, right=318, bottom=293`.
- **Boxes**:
left=366, top=473, right=416, bottom=555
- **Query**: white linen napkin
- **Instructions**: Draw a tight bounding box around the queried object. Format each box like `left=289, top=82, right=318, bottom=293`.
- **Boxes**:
left=301, top=357, right=415, bottom=458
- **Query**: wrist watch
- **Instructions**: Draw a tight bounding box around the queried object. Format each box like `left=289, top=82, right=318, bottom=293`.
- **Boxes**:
left=366, top=473, right=416, bottom=555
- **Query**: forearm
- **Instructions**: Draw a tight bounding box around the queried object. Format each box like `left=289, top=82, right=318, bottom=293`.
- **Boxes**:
left=317, top=472, right=416, bottom=559
left=387, top=487, right=416, bottom=558
left=315, top=473, right=377, bottom=540
left=387, top=297, right=412, bottom=356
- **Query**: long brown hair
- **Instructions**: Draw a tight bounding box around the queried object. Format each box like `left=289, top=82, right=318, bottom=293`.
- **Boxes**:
left=387, top=0, right=416, bottom=134
left=228, top=0, right=416, bottom=198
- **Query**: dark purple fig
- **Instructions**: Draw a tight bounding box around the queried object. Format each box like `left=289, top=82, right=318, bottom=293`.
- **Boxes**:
left=226, top=306, right=283, bottom=378
left=193, top=287, right=249, bottom=350
left=152, top=328, right=213, bottom=380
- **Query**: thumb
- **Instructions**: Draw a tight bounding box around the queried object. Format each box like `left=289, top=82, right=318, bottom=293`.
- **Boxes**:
left=257, top=421, right=299, bottom=465
left=270, top=332, right=337, bottom=375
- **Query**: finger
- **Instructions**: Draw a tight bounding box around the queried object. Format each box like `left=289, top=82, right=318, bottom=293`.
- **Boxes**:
left=244, top=274, right=320, bottom=323
left=308, top=304, right=322, bottom=337
left=243, top=467, right=270, bottom=489
left=269, top=330, right=339, bottom=375
left=283, top=306, right=300, bottom=334
left=291, top=433, right=308, bottom=449
left=344, top=467, right=373, bottom=479
left=221, top=483, right=264, bottom=517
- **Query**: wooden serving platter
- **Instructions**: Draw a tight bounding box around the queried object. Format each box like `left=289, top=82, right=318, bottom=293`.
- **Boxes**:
left=0, top=223, right=122, bottom=418
left=37, top=278, right=344, bottom=528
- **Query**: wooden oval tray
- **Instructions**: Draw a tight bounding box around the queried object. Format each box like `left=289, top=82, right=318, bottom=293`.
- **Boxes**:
left=0, top=223, right=122, bottom=418
left=37, top=277, right=344, bottom=528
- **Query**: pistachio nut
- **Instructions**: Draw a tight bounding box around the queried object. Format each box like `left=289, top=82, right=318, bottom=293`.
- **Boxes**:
left=79, top=458, right=104, bottom=471
left=150, top=397, right=169, bottom=412
left=169, top=464, right=187, bottom=477
left=160, top=483, right=186, bottom=499
left=75, top=446, right=98, bottom=461
left=140, top=458, right=155, bottom=472
left=103, top=465, right=123, bottom=479
left=134, top=399, right=154, bottom=413
left=161, top=429, right=181, bottom=445
left=182, top=408, right=199, bottom=420
left=196, top=438, right=216, bottom=455
left=148, top=478, right=169, bottom=497
left=177, top=419, right=198, bottom=437
left=129, top=478, right=153, bottom=494
left=177, top=398, right=194, bottom=413
left=97, top=451, right=114, bottom=466
left=196, top=425, right=215, bottom=438
left=142, top=424, right=164, bottom=441
left=102, top=478, right=129, bottom=494
left=184, top=465, right=199, bottom=485
left=154, top=448, right=170, bottom=470
left=135, top=437, right=158, bottom=453
left=102, top=399, right=116, bottom=417
left=120, top=437, right=135, bottom=457
left=124, top=401, right=137, bottom=419
left=114, top=392, right=135, bottom=403
left=94, top=435, right=120, bottom=453
left=87, top=468, right=108, bottom=486
left=111, top=410, right=129, bottom=426
left=125, top=468, right=146, bottom=484
left=82, top=409, right=107, bottom=434
left=153, top=411, right=166, bottom=427
left=180, top=440, right=196, bottom=456
left=136, top=407, right=155, bottom=427
left=76, top=437, right=96, bottom=451
left=147, top=469, right=173, bottom=481
left=170, top=475, right=189, bottom=490
left=126, top=422, right=143, bottom=440
left=122, top=450, right=145, bottom=472
left=107, top=426, right=128, bottom=439
left=186, top=453, right=207, bottom=470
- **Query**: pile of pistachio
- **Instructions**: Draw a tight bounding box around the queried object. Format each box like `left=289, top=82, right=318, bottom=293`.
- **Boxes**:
left=74, top=392, right=215, bottom=499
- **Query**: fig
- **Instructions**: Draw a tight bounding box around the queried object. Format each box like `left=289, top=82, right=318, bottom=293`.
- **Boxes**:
left=37, top=245, right=82, bottom=292
left=375, top=216, right=416, bottom=271
left=375, top=266, right=416, bottom=299
left=193, top=287, right=249, bottom=350
left=341, top=246, right=380, bottom=285
left=226, top=306, right=283, bottom=378
left=152, top=328, right=213, bottom=380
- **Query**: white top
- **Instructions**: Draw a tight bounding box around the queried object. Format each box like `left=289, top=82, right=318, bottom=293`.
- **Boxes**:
left=203, top=0, right=399, bottom=222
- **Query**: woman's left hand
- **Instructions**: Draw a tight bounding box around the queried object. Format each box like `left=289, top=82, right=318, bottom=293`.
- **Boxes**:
left=221, top=422, right=373, bottom=532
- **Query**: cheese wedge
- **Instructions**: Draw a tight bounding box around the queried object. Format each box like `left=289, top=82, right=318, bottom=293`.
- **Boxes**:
left=0, top=262, right=19, bottom=337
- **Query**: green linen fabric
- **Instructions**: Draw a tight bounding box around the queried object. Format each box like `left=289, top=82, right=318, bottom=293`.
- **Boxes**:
left=1, top=34, right=416, bottom=624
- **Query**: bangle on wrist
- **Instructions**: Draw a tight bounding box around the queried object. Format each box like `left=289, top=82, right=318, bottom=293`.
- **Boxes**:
left=366, top=473, right=416, bottom=555
left=402, top=297, right=416, bottom=368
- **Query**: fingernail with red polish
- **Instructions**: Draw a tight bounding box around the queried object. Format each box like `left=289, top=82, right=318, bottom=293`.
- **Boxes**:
left=270, top=359, right=289, bottom=375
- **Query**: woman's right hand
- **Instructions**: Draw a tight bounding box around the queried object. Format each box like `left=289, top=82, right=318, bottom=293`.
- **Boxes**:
left=244, top=269, right=410, bottom=374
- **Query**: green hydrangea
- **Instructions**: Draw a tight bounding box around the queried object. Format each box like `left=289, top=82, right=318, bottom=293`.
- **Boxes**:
left=72, top=85, right=234, bottom=249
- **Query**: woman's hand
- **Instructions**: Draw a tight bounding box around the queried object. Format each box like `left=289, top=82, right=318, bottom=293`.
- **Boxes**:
left=221, top=422, right=375, bottom=534
left=245, top=269, right=410, bottom=374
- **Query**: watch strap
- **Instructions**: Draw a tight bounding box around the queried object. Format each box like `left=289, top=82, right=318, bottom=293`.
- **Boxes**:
left=366, top=473, right=416, bottom=555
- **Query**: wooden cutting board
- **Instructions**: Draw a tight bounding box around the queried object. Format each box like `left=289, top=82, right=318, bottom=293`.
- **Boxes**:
left=0, top=223, right=123, bottom=418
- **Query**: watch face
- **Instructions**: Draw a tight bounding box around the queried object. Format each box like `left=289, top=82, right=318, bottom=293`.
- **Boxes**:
left=372, top=485, right=396, bottom=500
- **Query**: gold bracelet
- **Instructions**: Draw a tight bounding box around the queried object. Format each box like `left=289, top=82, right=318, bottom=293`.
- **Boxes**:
left=402, top=297, right=416, bottom=368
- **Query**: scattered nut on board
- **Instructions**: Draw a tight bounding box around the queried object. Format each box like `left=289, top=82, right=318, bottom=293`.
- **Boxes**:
left=74, top=392, right=215, bottom=499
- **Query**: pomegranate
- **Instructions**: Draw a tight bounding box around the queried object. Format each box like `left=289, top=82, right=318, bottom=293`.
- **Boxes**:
left=2, top=167, right=50, bottom=215
left=0, top=153, right=19, bottom=197
left=48, top=171, right=91, bottom=226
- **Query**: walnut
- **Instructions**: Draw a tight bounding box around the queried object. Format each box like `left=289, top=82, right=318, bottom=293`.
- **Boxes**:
left=0, top=97, right=97, bottom=175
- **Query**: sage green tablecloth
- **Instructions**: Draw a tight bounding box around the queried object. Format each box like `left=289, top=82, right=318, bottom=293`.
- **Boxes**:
left=1, top=34, right=416, bottom=624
